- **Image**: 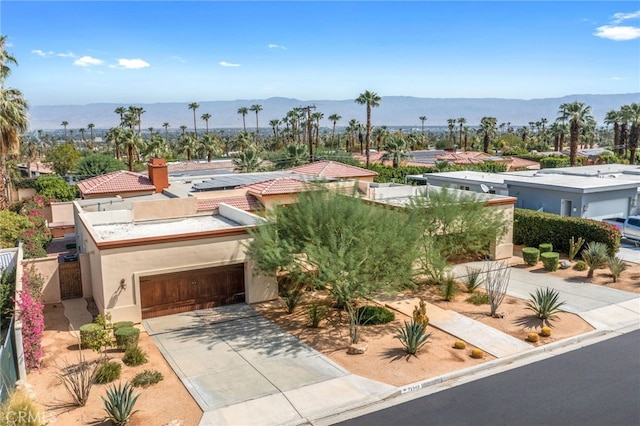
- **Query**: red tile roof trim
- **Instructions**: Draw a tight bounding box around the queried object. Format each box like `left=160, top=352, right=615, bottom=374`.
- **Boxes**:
left=197, top=195, right=263, bottom=212
left=289, top=160, right=378, bottom=178
left=77, top=170, right=156, bottom=196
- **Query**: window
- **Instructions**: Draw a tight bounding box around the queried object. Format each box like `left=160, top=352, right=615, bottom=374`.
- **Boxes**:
left=459, top=185, right=470, bottom=191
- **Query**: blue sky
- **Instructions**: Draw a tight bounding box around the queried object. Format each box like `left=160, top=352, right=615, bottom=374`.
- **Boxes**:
left=2, top=1, right=639, bottom=106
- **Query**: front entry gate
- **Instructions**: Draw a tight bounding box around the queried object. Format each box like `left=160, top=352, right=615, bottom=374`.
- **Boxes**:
left=59, top=261, right=83, bottom=299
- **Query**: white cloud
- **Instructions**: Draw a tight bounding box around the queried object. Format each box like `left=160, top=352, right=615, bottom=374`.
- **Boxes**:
left=112, top=58, right=150, bottom=69
left=612, top=10, right=640, bottom=24
left=219, top=61, right=240, bottom=67
left=74, top=56, right=104, bottom=67
left=170, top=55, right=186, bottom=63
left=611, top=76, right=623, bottom=81
left=57, top=52, right=76, bottom=58
left=31, top=49, right=52, bottom=57
left=594, top=25, right=640, bottom=41
left=268, top=43, right=287, bottom=50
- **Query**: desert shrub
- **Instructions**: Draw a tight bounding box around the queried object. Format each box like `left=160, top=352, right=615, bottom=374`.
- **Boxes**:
left=485, top=261, right=511, bottom=317
left=470, top=348, right=484, bottom=359
left=101, top=382, right=141, bottom=426
left=568, top=236, right=585, bottom=261
left=541, top=252, right=560, bottom=271
left=573, top=260, right=588, bottom=271
left=306, top=300, right=331, bottom=328
left=279, top=278, right=305, bottom=314
left=396, top=320, right=432, bottom=355
left=513, top=209, right=620, bottom=256
left=132, top=370, right=164, bottom=388
left=0, top=386, right=45, bottom=426
left=522, top=247, right=540, bottom=266
left=581, top=241, right=609, bottom=278
left=525, top=287, right=566, bottom=320
left=453, top=340, right=466, bottom=349
left=354, top=305, right=395, bottom=326
left=526, top=332, right=540, bottom=342
left=94, top=360, right=122, bottom=384
left=57, top=350, right=96, bottom=407
left=465, top=292, right=489, bottom=305
left=80, top=323, right=107, bottom=352
left=114, top=327, right=140, bottom=351
left=538, top=243, right=553, bottom=253
left=439, top=274, right=459, bottom=301
left=608, top=256, right=628, bottom=282
left=112, top=321, right=134, bottom=331
left=540, top=326, right=552, bottom=337
left=123, top=346, right=147, bottom=367
left=463, top=266, right=483, bottom=293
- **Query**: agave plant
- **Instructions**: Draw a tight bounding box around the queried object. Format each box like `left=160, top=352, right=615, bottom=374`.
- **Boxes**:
left=525, top=287, right=566, bottom=320
left=608, top=256, right=628, bottom=283
left=396, top=320, right=432, bottom=355
left=101, top=382, right=141, bottom=426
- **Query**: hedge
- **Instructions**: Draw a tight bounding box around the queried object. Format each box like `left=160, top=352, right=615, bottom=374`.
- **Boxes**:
left=513, top=209, right=620, bottom=256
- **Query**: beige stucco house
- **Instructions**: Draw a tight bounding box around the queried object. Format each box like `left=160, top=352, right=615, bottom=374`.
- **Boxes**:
left=72, top=196, right=277, bottom=323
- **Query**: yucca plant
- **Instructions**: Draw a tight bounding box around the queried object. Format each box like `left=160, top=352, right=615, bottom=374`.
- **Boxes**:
left=581, top=241, right=609, bottom=278
left=608, top=256, right=628, bottom=282
left=101, top=382, right=141, bottom=426
left=463, top=266, right=483, bottom=293
left=396, top=320, right=432, bottom=356
left=525, top=287, right=566, bottom=320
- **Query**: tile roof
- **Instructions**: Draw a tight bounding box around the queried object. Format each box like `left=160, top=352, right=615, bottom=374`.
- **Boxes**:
left=289, top=160, right=377, bottom=178
left=167, top=160, right=235, bottom=175
left=196, top=194, right=263, bottom=212
left=241, top=177, right=316, bottom=196
left=77, top=170, right=156, bottom=196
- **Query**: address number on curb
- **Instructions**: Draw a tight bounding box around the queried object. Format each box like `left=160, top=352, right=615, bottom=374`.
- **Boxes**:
left=400, top=383, right=422, bottom=394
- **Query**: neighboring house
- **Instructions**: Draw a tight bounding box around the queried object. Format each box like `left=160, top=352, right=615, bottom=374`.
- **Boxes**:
left=288, top=160, right=378, bottom=182
left=412, top=164, right=640, bottom=220
left=73, top=196, right=276, bottom=323
left=17, top=162, right=54, bottom=178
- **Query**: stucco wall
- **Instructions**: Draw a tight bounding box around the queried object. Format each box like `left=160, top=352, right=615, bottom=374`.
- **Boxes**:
left=50, top=201, right=75, bottom=224
left=488, top=202, right=514, bottom=260
left=22, top=257, right=60, bottom=304
left=132, top=197, right=198, bottom=221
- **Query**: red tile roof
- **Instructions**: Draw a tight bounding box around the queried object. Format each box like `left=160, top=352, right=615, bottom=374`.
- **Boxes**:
left=289, top=160, right=377, bottom=178
left=77, top=171, right=156, bottom=197
left=196, top=195, right=262, bottom=212
left=241, top=177, right=316, bottom=196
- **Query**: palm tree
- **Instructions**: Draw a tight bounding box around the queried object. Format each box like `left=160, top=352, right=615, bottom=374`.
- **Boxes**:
left=114, top=106, right=126, bottom=127
left=604, top=110, right=622, bottom=155
left=181, top=133, right=199, bottom=161
left=419, top=116, right=427, bottom=137
left=79, top=127, right=86, bottom=142
left=558, top=102, right=592, bottom=166
left=179, top=125, right=187, bottom=137
left=122, top=129, right=142, bottom=171
left=447, top=118, right=456, bottom=147
left=188, top=102, right=200, bottom=140
left=249, top=104, right=263, bottom=142
left=284, top=144, right=308, bottom=167
left=457, top=117, right=467, bottom=150
left=61, top=121, right=69, bottom=140
left=269, top=119, right=281, bottom=144
left=105, top=127, right=125, bottom=160
left=355, top=90, right=381, bottom=167
left=0, top=35, right=28, bottom=208
left=311, top=111, right=324, bottom=147
left=623, top=103, right=640, bottom=165
left=201, top=113, right=211, bottom=134
left=145, top=133, right=170, bottom=159
left=237, top=107, right=249, bottom=132
left=328, top=113, right=341, bottom=150
left=382, top=135, right=412, bottom=168
left=233, top=145, right=263, bottom=173
left=200, top=133, right=221, bottom=162
left=87, top=123, right=95, bottom=143
left=128, top=106, right=145, bottom=135
left=162, top=122, right=170, bottom=142
left=479, top=117, right=498, bottom=153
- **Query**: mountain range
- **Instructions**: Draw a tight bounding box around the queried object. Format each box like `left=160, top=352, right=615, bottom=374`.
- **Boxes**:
left=27, top=93, right=639, bottom=132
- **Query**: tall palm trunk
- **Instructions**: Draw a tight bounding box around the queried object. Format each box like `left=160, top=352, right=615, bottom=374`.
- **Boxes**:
left=570, top=120, right=579, bottom=166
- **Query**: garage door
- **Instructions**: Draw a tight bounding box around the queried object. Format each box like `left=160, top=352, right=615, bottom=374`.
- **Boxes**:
left=587, top=198, right=629, bottom=220
left=140, top=264, right=245, bottom=319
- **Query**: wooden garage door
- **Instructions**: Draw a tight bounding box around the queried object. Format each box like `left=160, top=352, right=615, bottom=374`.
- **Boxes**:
left=140, top=264, right=245, bottom=319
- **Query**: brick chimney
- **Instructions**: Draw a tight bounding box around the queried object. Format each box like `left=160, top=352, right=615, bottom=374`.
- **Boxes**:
left=148, top=158, right=169, bottom=193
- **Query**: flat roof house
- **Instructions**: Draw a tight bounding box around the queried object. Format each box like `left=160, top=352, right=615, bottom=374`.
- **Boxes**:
left=73, top=196, right=277, bottom=322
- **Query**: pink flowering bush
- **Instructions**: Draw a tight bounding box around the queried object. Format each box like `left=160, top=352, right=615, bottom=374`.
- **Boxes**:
left=8, top=196, right=52, bottom=258
left=13, top=270, right=45, bottom=371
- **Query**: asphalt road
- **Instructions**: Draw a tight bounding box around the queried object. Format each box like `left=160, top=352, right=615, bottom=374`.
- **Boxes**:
left=337, top=330, right=640, bottom=426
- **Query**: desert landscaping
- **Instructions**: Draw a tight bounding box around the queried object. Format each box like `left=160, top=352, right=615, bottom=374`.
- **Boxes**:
left=23, top=247, right=639, bottom=425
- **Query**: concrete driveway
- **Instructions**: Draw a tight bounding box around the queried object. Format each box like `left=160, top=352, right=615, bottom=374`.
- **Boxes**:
left=143, top=304, right=395, bottom=426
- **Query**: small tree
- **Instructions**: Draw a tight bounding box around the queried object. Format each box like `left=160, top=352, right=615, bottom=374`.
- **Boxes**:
left=34, top=174, right=77, bottom=201
left=484, top=261, right=511, bottom=318
left=46, top=142, right=80, bottom=176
